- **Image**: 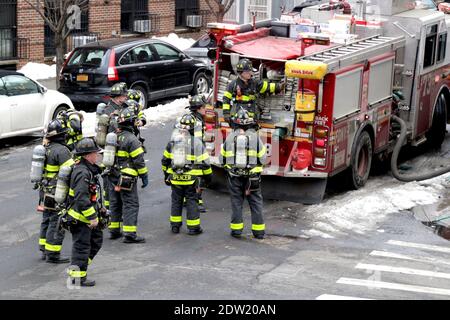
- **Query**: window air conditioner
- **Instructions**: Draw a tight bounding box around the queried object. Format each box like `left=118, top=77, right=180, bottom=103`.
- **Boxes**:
left=134, top=20, right=152, bottom=33
left=186, top=15, right=202, bottom=28
left=72, top=35, right=98, bottom=48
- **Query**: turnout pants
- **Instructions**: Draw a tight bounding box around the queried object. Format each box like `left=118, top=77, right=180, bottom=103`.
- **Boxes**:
left=171, top=184, right=201, bottom=231
left=227, top=175, right=265, bottom=236
left=103, top=176, right=110, bottom=209
left=108, top=175, right=140, bottom=238
left=69, top=223, right=103, bottom=279
left=42, top=209, right=66, bottom=258
left=39, top=211, right=50, bottom=252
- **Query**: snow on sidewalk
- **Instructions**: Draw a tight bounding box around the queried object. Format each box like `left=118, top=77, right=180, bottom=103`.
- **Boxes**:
left=18, top=62, right=56, bottom=81
left=152, top=33, right=195, bottom=51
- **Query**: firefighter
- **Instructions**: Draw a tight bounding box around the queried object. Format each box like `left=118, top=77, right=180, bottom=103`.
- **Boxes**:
left=57, top=111, right=84, bottom=151
left=219, top=109, right=267, bottom=239
left=123, top=99, right=147, bottom=152
left=186, top=95, right=208, bottom=213
left=127, top=89, right=147, bottom=128
left=107, top=105, right=148, bottom=243
left=161, top=113, right=212, bottom=235
left=67, top=138, right=104, bottom=287
left=222, top=58, right=285, bottom=125
left=39, top=120, right=75, bottom=262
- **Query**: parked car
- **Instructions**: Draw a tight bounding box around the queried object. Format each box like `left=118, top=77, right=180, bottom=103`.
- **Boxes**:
left=58, top=38, right=213, bottom=108
left=0, top=70, right=74, bottom=140
left=184, top=33, right=217, bottom=69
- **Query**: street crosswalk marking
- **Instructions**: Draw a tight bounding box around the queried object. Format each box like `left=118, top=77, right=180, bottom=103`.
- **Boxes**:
left=337, top=278, right=450, bottom=296
left=387, top=240, right=450, bottom=254
left=316, top=294, right=373, bottom=300
left=356, top=263, right=450, bottom=280
left=370, top=250, right=450, bottom=266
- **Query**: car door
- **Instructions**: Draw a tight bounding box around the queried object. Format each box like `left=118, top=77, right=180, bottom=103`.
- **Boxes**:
left=3, top=75, right=46, bottom=132
left=152, top=42, right=191, bottom=95
left=0, top=78, right=11, bottom=137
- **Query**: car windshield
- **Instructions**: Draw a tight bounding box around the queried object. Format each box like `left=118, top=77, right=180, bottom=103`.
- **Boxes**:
left=67, top=48, right=106, bottom=67
left=192, top=34, right=217, bottom=48
left=415, top=0, right=437, bottom=9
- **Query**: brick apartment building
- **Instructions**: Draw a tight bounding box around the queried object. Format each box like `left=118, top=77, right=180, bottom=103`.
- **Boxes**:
left=0, top=0, right=220, bottom=69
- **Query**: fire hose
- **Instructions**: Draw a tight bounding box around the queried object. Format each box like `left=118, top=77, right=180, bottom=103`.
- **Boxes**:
left=390, top=115, right=450, bottom=182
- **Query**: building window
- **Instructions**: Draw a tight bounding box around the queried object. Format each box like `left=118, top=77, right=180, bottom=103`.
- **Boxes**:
left=121, top=0, right=149, bottom=33
left=224, top=1, right=239, bottom=23
left=0, top=0, right=17, bottom=61
left=175, top=0, right=199, bottom=28
left=245, top=0, right=272, bottom=23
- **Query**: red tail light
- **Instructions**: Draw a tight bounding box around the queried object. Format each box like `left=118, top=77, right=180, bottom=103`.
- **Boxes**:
left=313, top=126, right=329, bottom=167
left=292, top=148, right=312, bottom=171
left=108, top=49, right=119, bottom=81
left=59, top=50, right=75, bottom=80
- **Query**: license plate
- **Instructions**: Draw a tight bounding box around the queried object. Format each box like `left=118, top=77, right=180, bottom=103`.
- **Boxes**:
left=76, top=74, right=89, bottom=82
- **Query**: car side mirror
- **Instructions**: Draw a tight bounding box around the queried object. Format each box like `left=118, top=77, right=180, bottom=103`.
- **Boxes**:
left=207, top=49, right=217, bottom=61
left=179, top=53, right=186, bottom=61
left=40, top=86, right=48, bottom=94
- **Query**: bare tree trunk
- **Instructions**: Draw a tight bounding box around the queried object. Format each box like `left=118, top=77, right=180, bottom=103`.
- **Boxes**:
left=54, top=35, right=66, bottom=89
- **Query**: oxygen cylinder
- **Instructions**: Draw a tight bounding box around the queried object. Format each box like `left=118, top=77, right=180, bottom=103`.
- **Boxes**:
left=96, top=103, right=106, bottom=117
left=235, top=135, right=248, bottom=169
left=54, top=165, right=73, bottom=204
left=30, top=145, right=46, bottom=183
left=96, top=113, right=110, bottom=147
left=103, top=132, right=117, bottom=167
left=173, top=133, right=187, bottom=169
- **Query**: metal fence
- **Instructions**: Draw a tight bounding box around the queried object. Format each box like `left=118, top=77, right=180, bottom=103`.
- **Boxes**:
left=121, top=0, right=149, bottom=32
left=0, top=33, right=29, bottom=60
left=175, top=0, right=200, bottom=27
left=66, top=32, right=100, bottom=52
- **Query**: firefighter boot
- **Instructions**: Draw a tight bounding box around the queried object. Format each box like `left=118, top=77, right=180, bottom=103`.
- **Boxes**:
left=171, top=226, right=180, bottom=234
left=123, top=235, right=146, bottom=243
left=46, top=254, right=70, bottom=264
left=41, top=251, right=46, bottom=261
left=230, top=230, right=242, bottom=239
left=253, top=233, right=265, bottom=240
left=109, top=231, right=123, bottom=240
left=188, top=227, right=203, bottom=236
left=71, top=277, right=96, bottom=287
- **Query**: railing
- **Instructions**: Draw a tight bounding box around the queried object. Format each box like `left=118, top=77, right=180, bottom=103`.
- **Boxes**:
left=133, top=13, right=161, bottom=34
left=0, top=36, right=29, bottom=61
left=66, top=32, right=100, bottom=52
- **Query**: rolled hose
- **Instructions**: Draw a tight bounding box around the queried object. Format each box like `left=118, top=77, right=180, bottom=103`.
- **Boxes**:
left=391, top=115, right=450, bottom=182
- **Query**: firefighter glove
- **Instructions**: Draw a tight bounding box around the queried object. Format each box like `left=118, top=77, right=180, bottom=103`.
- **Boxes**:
left=141, top=174, right=149, bottom=188
left=164, top=174, right=172, bottom=186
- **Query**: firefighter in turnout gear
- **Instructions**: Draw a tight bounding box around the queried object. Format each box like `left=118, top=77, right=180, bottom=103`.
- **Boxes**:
left=127, top=89, right=147, bottom=128
left=39, top=120, right=75, bottom=262
left=97, top=82, right=128, bottom=212
left=222, top=58, right=285, bottom=125
left=107, top=106, right=148, bottom=243
left=57, top=111, right=84, bottom=151
left=187, top=95, right=208, bottom=213
left=161, top=113, right=212, bottom=235
left=67, top=138, right=104, bottom=287
left=219, top=109, right=267, bottom=239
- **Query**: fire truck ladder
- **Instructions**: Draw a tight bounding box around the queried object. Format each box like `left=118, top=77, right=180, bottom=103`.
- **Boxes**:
left=299, top=35, right=406, bottom=72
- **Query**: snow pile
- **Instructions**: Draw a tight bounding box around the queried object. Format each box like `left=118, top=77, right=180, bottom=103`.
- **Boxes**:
left=18, top=62, right=56, bottom=80
left=303, top=174, right=449, bottom=238
left=152, top=33, right=195, bottom=51
left=80, top=97, right=189, bottom=137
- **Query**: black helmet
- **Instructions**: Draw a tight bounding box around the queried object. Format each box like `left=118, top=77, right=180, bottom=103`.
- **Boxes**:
left=236, top=58, right=256, bottom=73
left=232, top=108, right=255, bottom=127
left=45, top=119, right=69, bottom=139
left=127, top=89, right=142, bottom=103
left=123, top=99, right=141, bottom=116
left=74, top=138, right=102, bottom=156
left=110, top=82, right=128, bottom=97
left=117, top=106, right=137, bottom=125
left=188, top=95, right=206, bottom=111
left=175, top=113, right=197, bottom=131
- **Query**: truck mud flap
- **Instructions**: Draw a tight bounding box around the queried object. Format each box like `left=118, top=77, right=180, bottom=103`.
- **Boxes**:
left=209, top=167, right=327, bottom=205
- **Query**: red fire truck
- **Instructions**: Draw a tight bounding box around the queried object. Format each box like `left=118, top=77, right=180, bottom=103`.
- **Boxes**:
left=202, top=0, right=450, bottom=204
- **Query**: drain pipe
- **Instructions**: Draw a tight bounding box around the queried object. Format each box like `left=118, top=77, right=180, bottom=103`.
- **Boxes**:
left=391, top=115, right=450, bottom=182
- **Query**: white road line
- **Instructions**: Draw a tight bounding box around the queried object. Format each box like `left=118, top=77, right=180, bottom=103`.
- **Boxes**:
left=337, top=278, right=450, bottom=296
left=387, top=240, right=450, bottom=254
left=356, top=263, right=450, bottom=280
left=370, top=250, right=450, bottom=267
left=316, top=294, right=373, bottom=300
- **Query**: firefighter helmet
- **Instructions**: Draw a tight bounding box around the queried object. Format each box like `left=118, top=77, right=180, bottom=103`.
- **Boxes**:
left=236, top=58, right=256, bottom=73
left=74, top=138, right=102, bottom=156
left=123, top=99, right=141, bottom=116
left=176, top=113, right=197, bottom=131
left=117, top=106, right=137, bottom=126
left=127, top=89, right=142, bottom=103
left=232, top=108, right=256, bottom=127
left=110, top=82, right=128, bottom=97
left=45, top=119, right=69, bottom=139
left=188, top=95, right=206, bottom=110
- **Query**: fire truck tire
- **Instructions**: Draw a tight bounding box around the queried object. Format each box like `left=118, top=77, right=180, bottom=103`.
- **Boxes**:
left=426, top=93, right=447, bottom=149
left=349, top=131, right=373, bottom=190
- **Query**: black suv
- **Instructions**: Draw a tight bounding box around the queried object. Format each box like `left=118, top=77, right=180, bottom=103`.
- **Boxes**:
left=58, top=38, right=212, bottom=108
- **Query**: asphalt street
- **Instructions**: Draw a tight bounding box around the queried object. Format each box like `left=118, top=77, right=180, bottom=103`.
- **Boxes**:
left=0, top=117, right=450, bottom=300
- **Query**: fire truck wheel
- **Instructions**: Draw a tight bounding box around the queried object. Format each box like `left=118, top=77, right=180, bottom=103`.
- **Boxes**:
left=426, top=93, right=447, bottom=149
left=349, top=131, right=373, bottom=190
